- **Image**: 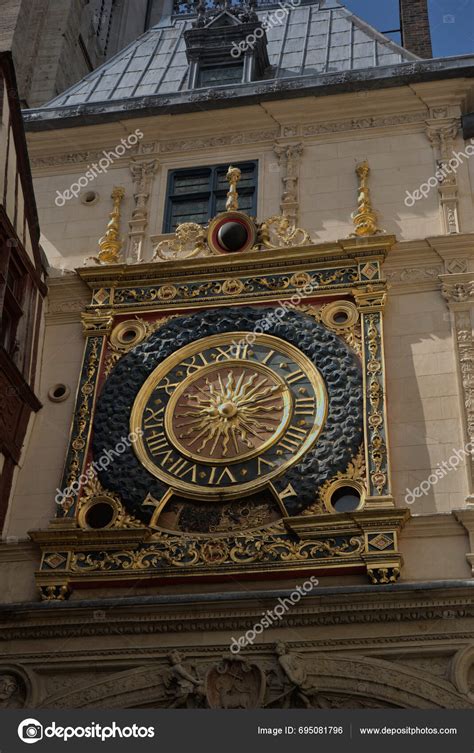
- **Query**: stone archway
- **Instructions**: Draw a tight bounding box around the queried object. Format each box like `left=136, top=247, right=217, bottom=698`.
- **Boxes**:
left=40, top=650, right=474, bottom=709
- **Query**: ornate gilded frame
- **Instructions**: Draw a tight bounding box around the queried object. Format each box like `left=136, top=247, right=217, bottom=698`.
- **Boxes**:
left=32, top=235, right=409, bottom=599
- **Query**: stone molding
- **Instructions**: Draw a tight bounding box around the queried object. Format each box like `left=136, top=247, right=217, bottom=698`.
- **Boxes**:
left=384, top=234, right=474, bottom=292
left=45, top=276, right=90, bottom=323
left=402, top=513, right=466, bottom=539
left=1, top=585, right=474, bottom=642
left=28, top=112, right=430, bottom=171
left=0, top=542, right=37, bottom=564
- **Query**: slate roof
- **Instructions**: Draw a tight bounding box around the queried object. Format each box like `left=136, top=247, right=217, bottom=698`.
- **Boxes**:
left=43, top=0, right=417, bottom=109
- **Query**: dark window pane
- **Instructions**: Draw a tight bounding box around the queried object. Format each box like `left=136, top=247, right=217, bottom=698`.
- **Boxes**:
left=164, top=161, right=257, bottom=232
left=198, top=64, right=243, bottom=87
left=173, top=172, right=211, bottom=194
left=216, top=165, right=255, bottom=190
left=215, top=193, right=253, bottom=213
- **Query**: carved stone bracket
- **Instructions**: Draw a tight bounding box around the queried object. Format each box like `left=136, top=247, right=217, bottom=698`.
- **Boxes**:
left=127, top=159, right=159, bottom=263
left=441, top=273, right=474, bottom=503
left=273, top=142, right=303, bottom=226
left=425, top=118, right=461, bottom=234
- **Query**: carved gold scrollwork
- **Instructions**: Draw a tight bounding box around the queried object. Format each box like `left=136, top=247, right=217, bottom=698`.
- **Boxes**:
left=58, top=336, right=102, bottom=514
left=69, top=529, right=365, bottom=572
left=366, top=314, right=387, bottom=495
left=298, top=302, right=362, bottom=357
left=152, top=222, right=208, bottom=261
left=77, top=472, right=143, bottom=530
left=105, top=315, right=180, bottom=377
left=259, top=215, right=312, bottom=249
left=304, top=446, right=366, bottom=515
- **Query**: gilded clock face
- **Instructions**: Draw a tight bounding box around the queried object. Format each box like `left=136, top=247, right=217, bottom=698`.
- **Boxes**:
left=130, top=333, right=327, bottom=499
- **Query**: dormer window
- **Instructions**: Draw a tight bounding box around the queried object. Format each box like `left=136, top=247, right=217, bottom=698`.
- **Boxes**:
left=198, top=62, right=244, bottom=86
left=184, top=1, right=269, bottom=88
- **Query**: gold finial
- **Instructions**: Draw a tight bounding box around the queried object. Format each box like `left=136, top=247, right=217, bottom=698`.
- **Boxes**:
left=351, top=161, right=382, bottom=237
left=226, top=165, right=241, bottom=211
left=97, top=187, right=125, bottom=263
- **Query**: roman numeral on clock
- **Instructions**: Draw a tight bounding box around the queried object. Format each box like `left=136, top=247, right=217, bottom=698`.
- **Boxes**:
left=213, top=342, right=250, bottom=362
left=294, top=397, right=315, bottom=415
left=144, top=406, right=164, bottom=430
left=180, top=353, right=209, bottom=375
left=160, top=376, right=182, bottom=395
left=286, top=369, right=306, bottom=385
left=257, top=457, right=275, bottom=473
left=261, top=349, right=275, bottom=365
left=279, top=425, right=307, bottom=452
left=167, top=458, right=197, bottom=482
left=146, top=431, right=169, bottom=455
left=209, top=466, right=237, bottom=485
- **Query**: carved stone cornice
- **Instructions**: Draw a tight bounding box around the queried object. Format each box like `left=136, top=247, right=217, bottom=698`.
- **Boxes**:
left=1, top=585, right=474, bottom=642
left=45, top=275, right=90, bottom=323
left=427, top=235, right=474, bottom=275
left=402, top=513, right=466, bottom=539
left=300, top=111, right=427, bottom=138
left=160, top=128, right=279, bottom=154
left=0, top=542, right=37, bottom=563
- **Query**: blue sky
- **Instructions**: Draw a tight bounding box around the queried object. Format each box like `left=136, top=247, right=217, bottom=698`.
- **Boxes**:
left=343, top=0, right=474, bottom=57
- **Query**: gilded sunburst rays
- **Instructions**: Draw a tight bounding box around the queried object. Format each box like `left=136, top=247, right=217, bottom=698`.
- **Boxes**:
left=174, top=368, right=285, bottom=459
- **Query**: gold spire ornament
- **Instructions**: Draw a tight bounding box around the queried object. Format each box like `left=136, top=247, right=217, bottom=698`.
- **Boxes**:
left=351, top=161, right=382, bottom=237
left=226, top=165, right=241, bottom=211
left=97, top=187, right=125, bottom=263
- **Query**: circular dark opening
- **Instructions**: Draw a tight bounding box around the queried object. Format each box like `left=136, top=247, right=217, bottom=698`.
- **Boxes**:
left=333, top=311, right=349, bottom=324
left=52, top=384, right=67, bottom=399
left=121, top=329, right=137, bottom=343
left=331, top=486, right=361, bottom=512
left=217, top=221, right=248, bottom=252
left=84, top=191, right=97, bottom=203
left=85, top=502, right=115, bottom=529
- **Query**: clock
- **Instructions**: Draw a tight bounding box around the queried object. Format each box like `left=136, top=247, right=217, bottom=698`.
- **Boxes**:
left=130, top=333, right=327, bottom=500
left=93, top=306, right=363, bottom=521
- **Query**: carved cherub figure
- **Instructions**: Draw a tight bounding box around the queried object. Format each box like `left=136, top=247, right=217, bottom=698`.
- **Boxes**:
left=166, top=651, right=205, bottom=707
left=0, top=674, right=22, bottom=708
left=275, top=643, right=312, bottom=708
